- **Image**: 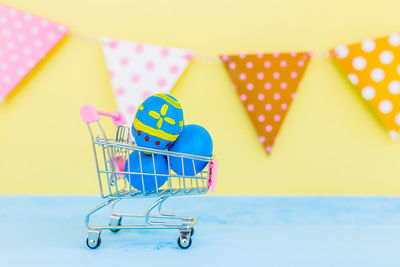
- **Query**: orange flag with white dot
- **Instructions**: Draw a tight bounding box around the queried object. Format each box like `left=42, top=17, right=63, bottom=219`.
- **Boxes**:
left=221, top=52, right=311, bottom=154
left=331, top=33, right=400, bottom=140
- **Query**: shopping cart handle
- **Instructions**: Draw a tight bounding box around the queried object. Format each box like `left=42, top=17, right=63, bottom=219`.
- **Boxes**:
left=80, top=104, right=127, bottom=126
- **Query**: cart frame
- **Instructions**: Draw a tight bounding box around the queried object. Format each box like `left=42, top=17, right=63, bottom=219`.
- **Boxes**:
left=80, top=104, right=218, bottom=249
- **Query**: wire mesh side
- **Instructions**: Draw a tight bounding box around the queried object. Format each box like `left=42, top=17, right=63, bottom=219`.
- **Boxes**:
left=96, top=144, right=211, bottom=198
left=86, top=123, right=212, bottom=199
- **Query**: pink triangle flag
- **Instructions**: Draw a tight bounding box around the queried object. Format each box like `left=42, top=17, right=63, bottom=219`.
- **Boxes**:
left=100, top=37, right=194, bottom=124
left=0, top=4, right=68, bottom=102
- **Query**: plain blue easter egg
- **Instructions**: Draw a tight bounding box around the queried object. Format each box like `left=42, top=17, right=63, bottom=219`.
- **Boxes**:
left=132, top=93, right=184, bottom=150
left=168, top=124, right=213, bottom=176
left=124, top=151, right=169, bottom=193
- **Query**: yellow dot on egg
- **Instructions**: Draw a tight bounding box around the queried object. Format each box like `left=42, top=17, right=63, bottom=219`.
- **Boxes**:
left=148, top=110, right=160, bottom=119
left=179, top=121, right=183, bottom=127
left=164, top=117, right=175, bottom=125
left=160, top=104, right=168, bottom=116
left=157, top=118, right=163, bottom=129
left=139, top=106, right=144, bottom=110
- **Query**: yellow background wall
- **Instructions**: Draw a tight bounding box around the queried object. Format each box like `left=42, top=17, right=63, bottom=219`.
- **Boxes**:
left=1, top=0, right=400, bottom=195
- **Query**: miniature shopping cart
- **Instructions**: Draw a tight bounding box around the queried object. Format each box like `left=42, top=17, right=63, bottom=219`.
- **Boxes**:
left=80, top=104, right=218, bottom=249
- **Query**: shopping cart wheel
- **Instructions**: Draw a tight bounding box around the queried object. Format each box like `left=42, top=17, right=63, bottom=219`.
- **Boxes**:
left=109, top=215, right=122, bottom=233
left=86, top=229, right=101, bottom=249
left=177, top=236, right=192, bottom=249
left=86, top=237, right=101, bottom=249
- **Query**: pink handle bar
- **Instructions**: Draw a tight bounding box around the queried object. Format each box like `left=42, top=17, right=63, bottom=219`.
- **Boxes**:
left=80, top=104, right=127, bottom=126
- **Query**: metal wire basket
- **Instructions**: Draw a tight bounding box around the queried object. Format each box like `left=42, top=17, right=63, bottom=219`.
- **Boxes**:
left=80, top=104, right=218, bottom=249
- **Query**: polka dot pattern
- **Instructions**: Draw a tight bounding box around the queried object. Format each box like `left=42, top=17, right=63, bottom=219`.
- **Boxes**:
left=220, top=52, right=311, bottom=154
left=0, top=4, right=68, bottom=101
left=331, top=33, right=400, bottom=140
left=101, top=37, right=194, bottom=124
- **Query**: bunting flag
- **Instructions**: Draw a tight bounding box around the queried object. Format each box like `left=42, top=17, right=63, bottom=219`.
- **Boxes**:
left=101, top=37, right=194, bottom=125
left=331, top=33, right=400, bottom=140
left=0, top=4, right=68, bottom=102
left=221, top=52, right=311, bottom=154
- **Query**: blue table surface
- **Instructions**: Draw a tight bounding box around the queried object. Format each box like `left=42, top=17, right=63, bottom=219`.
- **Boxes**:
left=0, top=196, right=399, bottom=267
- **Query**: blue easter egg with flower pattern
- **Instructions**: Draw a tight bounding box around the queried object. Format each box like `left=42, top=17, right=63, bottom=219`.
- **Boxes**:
left=133, top=93, right=184, bottom=149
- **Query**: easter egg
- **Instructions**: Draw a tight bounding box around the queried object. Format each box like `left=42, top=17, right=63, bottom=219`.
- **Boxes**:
left=133, top=93, right=184, bottom=150
left=168, top=124, right=213, bottom=176
left=124, top=151, right=169, bottom=193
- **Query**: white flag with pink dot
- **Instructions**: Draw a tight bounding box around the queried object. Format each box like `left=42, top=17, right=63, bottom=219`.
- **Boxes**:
left=100, top=37, right=194, bottom=124
left=0, top=4, right=68, bottom=102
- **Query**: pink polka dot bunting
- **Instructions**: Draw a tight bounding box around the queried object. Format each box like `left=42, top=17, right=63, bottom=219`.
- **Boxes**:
left=101, top=37, right=194, bottom=124
left=220, top=52, right=311, bottom=154
left=0, top=4, right=68, bottom=101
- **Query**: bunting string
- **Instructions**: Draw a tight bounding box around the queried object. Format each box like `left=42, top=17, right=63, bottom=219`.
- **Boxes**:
left=69, top=31, right=330, bottom=61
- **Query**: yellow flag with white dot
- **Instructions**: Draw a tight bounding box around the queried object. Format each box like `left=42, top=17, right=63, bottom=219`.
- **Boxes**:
left=331, top=33, right=400, bottom=140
